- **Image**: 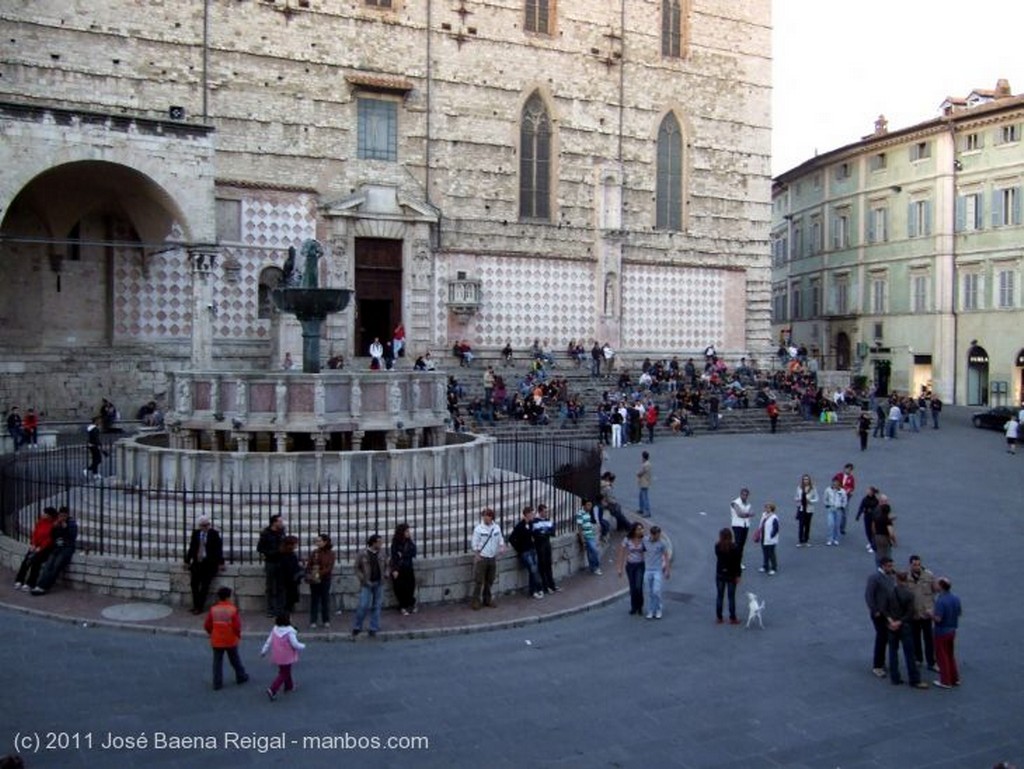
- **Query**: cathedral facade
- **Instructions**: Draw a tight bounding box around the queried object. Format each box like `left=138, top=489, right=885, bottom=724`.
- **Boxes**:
left=0, top=0, right=771, bottom=417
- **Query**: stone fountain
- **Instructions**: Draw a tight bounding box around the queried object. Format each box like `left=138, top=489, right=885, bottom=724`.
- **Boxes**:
left=271, top=239, right=350, bottom=374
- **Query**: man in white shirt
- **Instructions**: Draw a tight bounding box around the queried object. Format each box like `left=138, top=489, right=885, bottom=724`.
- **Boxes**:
left=729, top=488, right=753, bottom=568
left=470, top=508, right=505, bottom=610
left=369, top=337, right=384, bottom=368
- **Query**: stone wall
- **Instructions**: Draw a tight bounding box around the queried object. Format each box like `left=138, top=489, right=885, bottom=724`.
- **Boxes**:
left=1, top=0, right=773, bottom=410
left=0, top=532, right=590, bottom=612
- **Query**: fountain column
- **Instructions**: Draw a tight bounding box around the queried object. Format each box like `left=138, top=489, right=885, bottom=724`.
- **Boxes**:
left=188, top=247, right=219, bottom=368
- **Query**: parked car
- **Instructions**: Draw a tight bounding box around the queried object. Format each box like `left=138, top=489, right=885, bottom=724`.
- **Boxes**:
left=971, top=406, right=1017, bottom=430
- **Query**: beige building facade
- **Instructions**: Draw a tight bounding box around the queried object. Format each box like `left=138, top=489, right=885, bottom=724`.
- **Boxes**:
left=771, top=81, right=1024, bottom=407
left=0, top=0, right=771, bottom=418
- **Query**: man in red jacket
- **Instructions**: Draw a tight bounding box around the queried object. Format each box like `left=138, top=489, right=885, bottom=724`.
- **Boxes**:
left=204, top=587, right=249, bottom=690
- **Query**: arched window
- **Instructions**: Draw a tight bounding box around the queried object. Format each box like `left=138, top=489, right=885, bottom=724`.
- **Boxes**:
left=519, top=92, right=551, bottom=221
left=662, top=0, right=682, bottom=57
left=258, top=266, right=284, bottom=320
left=656, top=113, right=683, bottom=231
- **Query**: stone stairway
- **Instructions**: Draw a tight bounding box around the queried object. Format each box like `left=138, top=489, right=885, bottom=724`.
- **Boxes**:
left=435, top=350, right=846, bottom=440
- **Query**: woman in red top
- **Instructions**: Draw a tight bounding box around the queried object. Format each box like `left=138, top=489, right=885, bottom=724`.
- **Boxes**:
left=14, top=507, right=57, bottom=590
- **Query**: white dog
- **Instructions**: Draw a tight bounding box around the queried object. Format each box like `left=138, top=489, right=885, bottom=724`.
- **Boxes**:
left=746, top=592, right=765, bottom=629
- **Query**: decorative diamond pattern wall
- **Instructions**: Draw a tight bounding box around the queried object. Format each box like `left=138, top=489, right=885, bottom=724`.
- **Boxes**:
left=621, top=265, right=725, bottom=349
left=472, top=256, right=596, bottom=347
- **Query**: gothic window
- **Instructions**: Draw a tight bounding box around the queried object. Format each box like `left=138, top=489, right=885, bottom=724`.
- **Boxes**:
left=656, top=113, right=683, bottom=230
left=519, top=93, right=551, bottom=221
left=525, top=0, right=551, bottom=34
left=662, top=0, right=682, bottom=57
left=258, top=266, right=284, bottom=320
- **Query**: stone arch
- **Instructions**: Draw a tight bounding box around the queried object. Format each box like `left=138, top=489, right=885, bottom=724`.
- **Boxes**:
left=0, top=160, right=196, bottom=348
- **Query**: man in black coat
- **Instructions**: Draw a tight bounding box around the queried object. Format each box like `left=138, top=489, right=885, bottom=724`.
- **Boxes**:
left=185, top=516, right=225, bottom=614
left=257, top=515, right=286, bottom=617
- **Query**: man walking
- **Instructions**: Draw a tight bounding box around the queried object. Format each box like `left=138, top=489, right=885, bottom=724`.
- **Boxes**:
left=864, top=556, right=896, bottom=678
left=204, top=587, right=249, bottom=690
left=642, top=526, right=671, bottom=620
left=637, top=451, right=652, bottom=518
left=576, top=500, right=602, bottom=576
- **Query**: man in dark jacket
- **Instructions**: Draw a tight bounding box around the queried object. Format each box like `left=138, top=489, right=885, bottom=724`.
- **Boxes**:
left=257, top=515, right=286, bottom=617
left=32, top=507, right=78, bottom=595
left=185, top=516, right=225, bottom=614
left=886, top=571, right=929, bottom=689
left=864, top=555, right=895, bottom=677
left=509, top=506, right=544, bottom=599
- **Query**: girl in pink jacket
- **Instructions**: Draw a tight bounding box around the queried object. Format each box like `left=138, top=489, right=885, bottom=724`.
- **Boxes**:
left=261, top=613, right=306, bottom=701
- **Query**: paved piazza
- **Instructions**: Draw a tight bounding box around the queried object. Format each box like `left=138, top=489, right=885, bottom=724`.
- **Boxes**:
left=3, top=407, right=1022, bottom=769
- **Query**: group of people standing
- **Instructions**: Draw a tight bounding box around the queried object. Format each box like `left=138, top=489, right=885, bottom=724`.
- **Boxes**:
left=865, top=555, right=962, bottom=690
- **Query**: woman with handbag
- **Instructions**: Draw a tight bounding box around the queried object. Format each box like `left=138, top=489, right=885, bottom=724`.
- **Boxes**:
left=793, top=474, right=819, bottom=547
left=306, top=533, right=335, bottom=629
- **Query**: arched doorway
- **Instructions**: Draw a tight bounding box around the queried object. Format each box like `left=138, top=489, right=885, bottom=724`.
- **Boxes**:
left=0, top=161, right=189, bottom=348
left=835, top=332, right=851, bottom=371
left=966, top=343, right=989, bottom=406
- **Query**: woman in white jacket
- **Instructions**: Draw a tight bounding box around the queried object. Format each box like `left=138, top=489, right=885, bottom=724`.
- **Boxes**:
left=757, top=503, right=780, bottom=575
left=794, top=474, right=819, bottom=547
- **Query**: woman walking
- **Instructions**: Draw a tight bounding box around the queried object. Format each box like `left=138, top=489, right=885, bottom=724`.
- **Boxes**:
left=714, top=528, right=742, bottom=624
left=616, top=522, right=646, bottom=616
left=389, top=523, right=418, bottom=615
left=306, top=533, right=335, bottom=629
left=794, top=474, right=819, bottom=547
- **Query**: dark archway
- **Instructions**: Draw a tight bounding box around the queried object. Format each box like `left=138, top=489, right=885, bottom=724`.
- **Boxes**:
left=0, top=161, right=188, bottom=348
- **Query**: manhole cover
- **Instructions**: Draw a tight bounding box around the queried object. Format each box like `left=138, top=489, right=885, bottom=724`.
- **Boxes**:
left=100, top=603, right=174, bottom=621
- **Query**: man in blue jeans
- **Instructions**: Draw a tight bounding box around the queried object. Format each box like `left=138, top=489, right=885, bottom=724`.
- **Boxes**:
left=352, top=534, right=385, bottom=638
left=509, top=506, right=544, bottom=599
left=576, top=501, right=602, bottom=575
left=637, top=451, right=652, bottom=518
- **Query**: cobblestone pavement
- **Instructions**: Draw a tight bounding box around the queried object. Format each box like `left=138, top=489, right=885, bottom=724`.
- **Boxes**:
left=2, top=406, right=1022, bottom=769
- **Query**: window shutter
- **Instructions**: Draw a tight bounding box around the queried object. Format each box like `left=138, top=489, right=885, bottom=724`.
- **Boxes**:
left=907, top=203, right=917, bottom=238
left=1014, top=187, right=1022, bottom=225
left=955, top=196, right=965, bottom=232
left=923, top=200, right=932, bottom=236
left=867, top=213, right=875, bottom=243
left=993, top=190, right=1002, bottom=227
left=831, top=216, right=839, bottom=249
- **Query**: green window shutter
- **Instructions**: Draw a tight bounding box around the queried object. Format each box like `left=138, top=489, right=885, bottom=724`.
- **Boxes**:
left=955, top=196, right=965, bottom=232
left=907, top=202, right=917, bottom=238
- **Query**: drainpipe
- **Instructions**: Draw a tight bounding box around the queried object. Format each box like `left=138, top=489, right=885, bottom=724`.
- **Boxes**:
left=947, top=119, right=959, bottom=404
left=202, top=0, right=210, bottom=121
left=617, top=0, right=625, bottom=163
left=425, top=0, right=433, bottom=204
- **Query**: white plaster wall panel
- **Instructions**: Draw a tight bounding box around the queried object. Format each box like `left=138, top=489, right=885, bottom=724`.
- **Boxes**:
left=621, top=265, right=726, bottom=351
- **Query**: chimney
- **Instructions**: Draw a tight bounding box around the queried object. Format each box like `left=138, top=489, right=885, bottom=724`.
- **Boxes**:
left=874, top=114, right=888, bottom=135
left=995, top=78, right=1012, bottom=97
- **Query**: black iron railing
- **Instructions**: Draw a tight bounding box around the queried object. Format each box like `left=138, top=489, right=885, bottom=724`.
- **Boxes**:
left=1, top=436, right=600, bottom=563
